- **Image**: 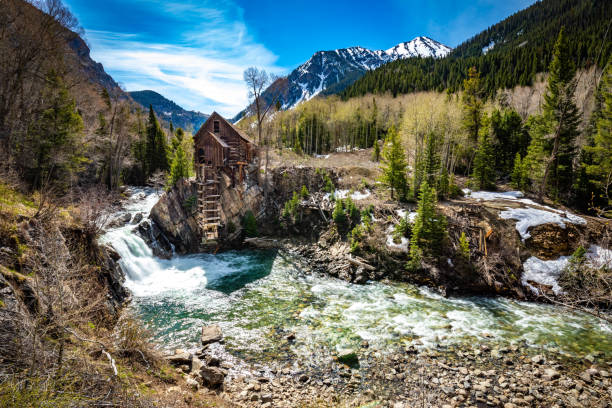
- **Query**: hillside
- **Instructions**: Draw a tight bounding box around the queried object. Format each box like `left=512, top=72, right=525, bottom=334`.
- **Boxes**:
left=233, top=37, right=450, bottom=121
left=129, top=90, right=209, bottom=131
left=341, top=0, right=611, bottom=98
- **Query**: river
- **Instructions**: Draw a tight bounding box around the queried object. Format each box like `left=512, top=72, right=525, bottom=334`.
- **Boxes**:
left=100, top=188, right=612, bottom=367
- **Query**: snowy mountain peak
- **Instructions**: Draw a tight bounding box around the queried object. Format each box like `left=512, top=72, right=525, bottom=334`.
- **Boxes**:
left=385, top=36, right=451, bottom=59
left=234, top=37, right=451, bottom=120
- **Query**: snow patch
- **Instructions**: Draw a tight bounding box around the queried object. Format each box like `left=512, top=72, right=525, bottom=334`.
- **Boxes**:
left=386, top=226, right=408, bottom=251
left=500, top=207, right=586, bottom=240
left=314, top=154, right=330, bottom=159
left=522, top=256, right=569, bottom=295
left=521, top=245, right=611, bottom=295
left=462, top=189, right=524, bottom=201
left=324, top=189, right=371, bottom=201
left=396, top=209, right=417, bottom=222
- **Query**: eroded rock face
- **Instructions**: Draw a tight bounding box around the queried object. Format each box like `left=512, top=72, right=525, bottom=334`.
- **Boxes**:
left=150, top=175, right=263, bottom=253
left=526, top=223, right=583, bottom=259
left=148, top=180, right=200, bottom=254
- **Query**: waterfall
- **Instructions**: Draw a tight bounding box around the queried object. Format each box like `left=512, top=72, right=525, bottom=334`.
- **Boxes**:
left=100, top=188, right=208, bottom=297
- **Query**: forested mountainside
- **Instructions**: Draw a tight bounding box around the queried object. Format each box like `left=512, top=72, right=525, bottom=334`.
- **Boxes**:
left=341, top=0, right=611, bottom=98
left=0, top=0, right=193, bottom=193
left=233, top=37, right=450, bottom=121
left=129, top=90, right=209, bottom=132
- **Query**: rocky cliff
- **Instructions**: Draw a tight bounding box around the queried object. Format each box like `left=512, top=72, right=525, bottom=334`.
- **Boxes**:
left=150, top=173, right=264, bottom=253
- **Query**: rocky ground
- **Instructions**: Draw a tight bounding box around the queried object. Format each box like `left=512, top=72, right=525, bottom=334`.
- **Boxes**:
left=165, top=325, right=612, bottom=408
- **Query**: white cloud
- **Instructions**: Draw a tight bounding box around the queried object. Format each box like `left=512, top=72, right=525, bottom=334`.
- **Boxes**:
left=85, top=1, right=285, bottom=117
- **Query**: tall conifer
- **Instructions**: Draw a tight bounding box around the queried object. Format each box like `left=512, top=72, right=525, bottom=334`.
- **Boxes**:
left=380, top=125, right=408, bottom=200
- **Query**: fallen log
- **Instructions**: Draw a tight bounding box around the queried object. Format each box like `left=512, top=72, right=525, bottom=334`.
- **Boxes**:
left=348, top=255, right=376, bottom=271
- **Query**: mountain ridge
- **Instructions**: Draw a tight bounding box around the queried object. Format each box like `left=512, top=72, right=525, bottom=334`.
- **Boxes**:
left=234, top=36, right=450, bottom=121
left=341, top=0, right=611, bottom=98
left=129, top=90, right=209, bottom=131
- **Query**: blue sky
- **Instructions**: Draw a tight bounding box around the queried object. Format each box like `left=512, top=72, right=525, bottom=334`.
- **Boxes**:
left=63, top=0, right=535, bottom=116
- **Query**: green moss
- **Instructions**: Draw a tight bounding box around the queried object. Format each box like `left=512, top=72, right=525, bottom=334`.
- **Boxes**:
left=337, top=351, right=359, bottom=368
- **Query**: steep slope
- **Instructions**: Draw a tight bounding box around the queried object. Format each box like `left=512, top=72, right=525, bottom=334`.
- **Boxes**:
left=342, top=0, right=611, bottom=98
left=233, top=37, right=450, bottom=120
left=65, top=35, right=122, bottom=94
left=129, top=90, right=209, bottom=131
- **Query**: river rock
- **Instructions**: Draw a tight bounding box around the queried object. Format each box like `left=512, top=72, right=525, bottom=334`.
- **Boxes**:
left=337, top=350, right=359, bottom=367
left=205, top=354, right=221, bottom=366
left=191, top=356, right=205, bottom=374
left=201, top=324, right=223, bottom=345
left=107, top=212, right=131, bottom=228
left=131, top=212, right=143, bottom=224
left=165, top=349, right=192, bottom=366
left=200, top=366, right=225, bottom=388
left=186, top=375, right=200, bottom=390
left=542, top=368, right=560, bottom=381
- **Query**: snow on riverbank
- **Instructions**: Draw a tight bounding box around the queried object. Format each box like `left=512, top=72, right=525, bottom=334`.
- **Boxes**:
left=522, top=245, right=611, bottom=295
left=463, top=189, right=586, bottom=240
left=500, top=207, right=586, bottom=240
left=522, top=256, right=570, bottom=295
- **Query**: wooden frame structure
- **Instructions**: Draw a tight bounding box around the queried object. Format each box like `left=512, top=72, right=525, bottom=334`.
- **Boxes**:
left=193, top=112, right=257, bottom=242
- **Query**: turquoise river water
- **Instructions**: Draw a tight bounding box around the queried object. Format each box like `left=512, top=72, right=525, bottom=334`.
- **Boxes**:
left=101, top=188, right=612, bottom=365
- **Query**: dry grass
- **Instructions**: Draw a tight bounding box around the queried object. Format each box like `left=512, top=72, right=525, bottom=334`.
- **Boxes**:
left=0, top=182, right=230, bottom=407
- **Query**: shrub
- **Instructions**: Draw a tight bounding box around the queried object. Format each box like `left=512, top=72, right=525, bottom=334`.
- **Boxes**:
left=282, top=191, right=300, bottom=221
left=393, top=216, right=411, bottom=244
left=350, top=225, right=364, bottom=254
left=332, top=200, right=347, bottom=229
left=344, top=197, right=361, bottom=225
left=183, top=194, right=197, bottom=212
left=459, top=232, right=470, bottom=259
left=300, top=185, right=309, bottom=199
left=227, top=221, right=236, bottom=234
left=242, top=210, right=257, bottom=237
left=323, top=173, right=335, bottom=194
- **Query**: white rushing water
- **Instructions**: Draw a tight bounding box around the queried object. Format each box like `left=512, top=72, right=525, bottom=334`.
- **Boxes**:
left=100, top=188, right=612, bottom=361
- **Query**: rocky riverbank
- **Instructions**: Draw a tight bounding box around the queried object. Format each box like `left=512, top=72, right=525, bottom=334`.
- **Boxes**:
left=165, top=324, right=612, bottom=408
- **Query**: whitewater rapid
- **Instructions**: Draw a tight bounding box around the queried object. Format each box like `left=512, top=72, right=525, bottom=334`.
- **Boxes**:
left=100, top=188, right=612, bottom=360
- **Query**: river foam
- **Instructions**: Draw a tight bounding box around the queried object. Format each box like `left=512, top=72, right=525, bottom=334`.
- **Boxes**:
left=101, top=188, right=612, bottom=361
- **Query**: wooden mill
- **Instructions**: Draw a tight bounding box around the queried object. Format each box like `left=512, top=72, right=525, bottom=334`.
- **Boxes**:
left=193, top=112, right=257, bottom=243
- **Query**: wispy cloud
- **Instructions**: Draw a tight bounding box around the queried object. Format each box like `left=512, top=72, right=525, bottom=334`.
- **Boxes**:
left=85, top=0, right=284, bottom=116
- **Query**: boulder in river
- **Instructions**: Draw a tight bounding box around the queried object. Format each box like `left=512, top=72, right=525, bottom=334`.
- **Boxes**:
left=201, top=324, right=223, bottom=345
left=165, top=349, right=192, bottom=367
left=337, top=349, right=359, bottom=368
left=200, top=366, right=225, bottom=388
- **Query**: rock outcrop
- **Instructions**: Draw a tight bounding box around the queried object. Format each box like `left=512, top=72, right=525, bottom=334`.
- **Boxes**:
left=150, top=174, right=263, bottom=253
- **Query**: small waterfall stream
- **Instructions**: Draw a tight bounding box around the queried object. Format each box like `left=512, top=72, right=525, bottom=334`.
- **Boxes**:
left=101, top=188, right=612, bottom=363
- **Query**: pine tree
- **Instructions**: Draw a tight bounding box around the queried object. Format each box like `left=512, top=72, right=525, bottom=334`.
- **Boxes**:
left=380, top=125, right=408, bottom=200
left=409, top=181, right=447, bottom=260
left=423, top=132, right=441, bottom=188
left=528, top=27, right=581, bottom=201
left=471, top=118, right=495, bottom=190
left=459, top=232, right=470, bottom=260
left=169, top=144, right=189, bottom=186
left=24, top=72, right=84, bottom=189
left=583, top=58, right=612, bottom=209
left=511, top=153, right=528, bottom=191
left=145, top=105, right=169, bottom=176
left=372, top=139, right=381, bottom=162
left=462, top=67, right=484, bottom=144
left=438, top=166, right=450, bottom=199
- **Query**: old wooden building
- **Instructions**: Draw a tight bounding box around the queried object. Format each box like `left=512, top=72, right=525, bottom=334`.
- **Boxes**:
left=193, top=112, right=257, bottom=242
